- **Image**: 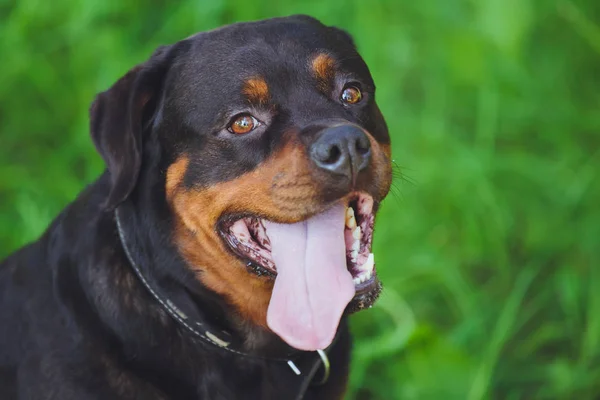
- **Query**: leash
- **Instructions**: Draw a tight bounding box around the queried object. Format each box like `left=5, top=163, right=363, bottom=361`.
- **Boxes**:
left=114, top=207, right=332, bottom=398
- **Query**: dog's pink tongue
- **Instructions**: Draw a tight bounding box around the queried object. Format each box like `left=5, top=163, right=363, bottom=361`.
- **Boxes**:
left=263, top=204, right=355, bottom=351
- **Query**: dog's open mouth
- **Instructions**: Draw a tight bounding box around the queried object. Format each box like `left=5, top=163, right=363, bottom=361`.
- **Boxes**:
left=218, top=193, right=379, bottom=351
left=221, top=193, right=376, bottom=291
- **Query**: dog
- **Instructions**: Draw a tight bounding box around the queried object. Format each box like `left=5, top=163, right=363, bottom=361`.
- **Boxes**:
left=0, top=15, right=392, bottom=399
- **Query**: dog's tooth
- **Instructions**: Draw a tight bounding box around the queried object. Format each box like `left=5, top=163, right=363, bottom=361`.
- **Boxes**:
left=352, top=276, right=361, bottom=285
left=352, top=226, right=361, bottom=240
left=350, top=236, right=359, bottom=260
left=348, top=215, right=357, bottom=230
left=361, top=253, right=374, bottom=272
left=350, top=249, right=358, bottom=263
left=345, top=207, right=357, bottom=229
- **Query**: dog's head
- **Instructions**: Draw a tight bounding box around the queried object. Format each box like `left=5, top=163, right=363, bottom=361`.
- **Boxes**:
left=90, top=15, right=392, bottom=352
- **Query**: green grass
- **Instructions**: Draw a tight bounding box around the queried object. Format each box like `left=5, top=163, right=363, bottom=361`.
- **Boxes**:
left=1, top=0, right=599, bottom=398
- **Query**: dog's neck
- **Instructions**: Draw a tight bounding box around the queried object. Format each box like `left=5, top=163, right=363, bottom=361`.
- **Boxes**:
left=114, top=202, right=296, bottom=358
left=104, top=195, right=338, bottom=398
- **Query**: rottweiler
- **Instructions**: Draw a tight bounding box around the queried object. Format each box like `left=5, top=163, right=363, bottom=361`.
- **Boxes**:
left=0, top=15, right=392, bottom=400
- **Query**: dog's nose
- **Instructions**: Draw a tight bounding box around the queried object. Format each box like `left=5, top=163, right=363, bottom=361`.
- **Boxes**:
left=309, top=125, right=371, bottom=180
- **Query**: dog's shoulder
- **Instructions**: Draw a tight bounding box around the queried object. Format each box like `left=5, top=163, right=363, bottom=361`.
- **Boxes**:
left=0, top=175, right=141, bottom=398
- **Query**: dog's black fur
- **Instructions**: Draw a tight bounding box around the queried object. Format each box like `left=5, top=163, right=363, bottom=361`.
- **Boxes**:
left=0, top=15, right=391, bottom=399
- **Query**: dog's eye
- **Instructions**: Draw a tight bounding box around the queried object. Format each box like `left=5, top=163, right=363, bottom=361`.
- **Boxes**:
left=228, top=114, right=259, bottom=134
left=341, top=86, right=362, bottom=105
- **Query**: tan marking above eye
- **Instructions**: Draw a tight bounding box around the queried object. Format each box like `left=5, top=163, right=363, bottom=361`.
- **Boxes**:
left=242, top=77, right=270, bottom=104
left=311, top=53, right=336, bottom=91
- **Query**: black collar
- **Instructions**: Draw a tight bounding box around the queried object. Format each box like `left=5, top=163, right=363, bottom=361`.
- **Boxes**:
left=114, top=207, right=334, bottom=399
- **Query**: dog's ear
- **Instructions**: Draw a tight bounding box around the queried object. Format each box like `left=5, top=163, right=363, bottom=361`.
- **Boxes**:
left=90, top=44, right=179, bottom=210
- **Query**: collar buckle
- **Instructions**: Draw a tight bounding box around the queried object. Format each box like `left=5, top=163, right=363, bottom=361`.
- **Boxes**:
left=315, top=350, right=331, bottom=385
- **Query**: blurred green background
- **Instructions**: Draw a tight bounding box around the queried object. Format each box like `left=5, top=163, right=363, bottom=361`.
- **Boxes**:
left=1, top=0, right=599, bottom=398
